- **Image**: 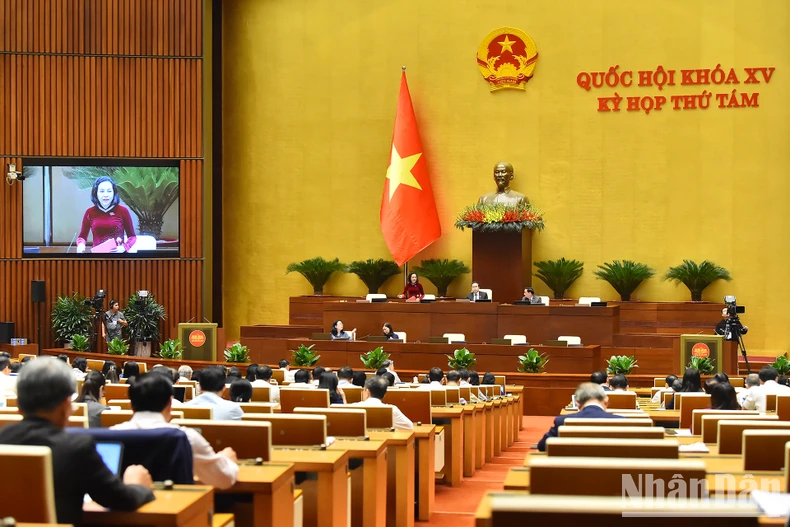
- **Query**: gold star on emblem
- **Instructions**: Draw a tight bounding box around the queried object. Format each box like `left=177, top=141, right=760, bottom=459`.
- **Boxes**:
left=387, top=146, right=422, bottom=200
left=498, top=35, right=516, bottom=54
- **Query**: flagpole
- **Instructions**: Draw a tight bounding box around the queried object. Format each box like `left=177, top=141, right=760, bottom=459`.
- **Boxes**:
left=401, top=66, right=408, bottom=291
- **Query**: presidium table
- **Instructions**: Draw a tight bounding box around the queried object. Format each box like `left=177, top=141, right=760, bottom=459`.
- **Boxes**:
left=321, top=300, right=620, bottom=345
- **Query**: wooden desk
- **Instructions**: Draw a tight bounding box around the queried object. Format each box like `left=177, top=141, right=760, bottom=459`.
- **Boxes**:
left=432, top=407, right=464, bottom=486
left=484, top=402, right=495, bottom=462
left=329, top=440, right=387, bottom=527
left=461, top=404, right=477, bottom=477
left=367, top=430, right=415, bottom=527
left=508, top=387, right=524, bottom=433
left=412, top=424, right=436, bottom=521
left=220, top=464, right=295, bottom=527
left=82, top=486, right=214, bottom=526
left=474, top=402, right=487, bottom=470
left=270, top=450, right=349, bottom=527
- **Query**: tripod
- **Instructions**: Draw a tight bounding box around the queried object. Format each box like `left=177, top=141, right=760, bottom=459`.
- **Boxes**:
left=725, top=317, right=750, bottom=374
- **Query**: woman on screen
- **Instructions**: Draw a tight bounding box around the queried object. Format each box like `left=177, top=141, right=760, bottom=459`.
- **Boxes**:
left=76, top=176, right=137, bottom=253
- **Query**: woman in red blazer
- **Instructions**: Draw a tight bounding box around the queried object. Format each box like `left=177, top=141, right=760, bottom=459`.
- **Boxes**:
left=76, top=176, right=137, bottom=254
left=398, top=272, right=424, bottom=300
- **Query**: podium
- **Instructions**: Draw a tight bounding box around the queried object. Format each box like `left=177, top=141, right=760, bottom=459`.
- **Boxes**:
left=679, top=334, right=727, bottom=374
left=178, top=323, right=218, bottom=362
left=472, top=229, right=533, bottom=301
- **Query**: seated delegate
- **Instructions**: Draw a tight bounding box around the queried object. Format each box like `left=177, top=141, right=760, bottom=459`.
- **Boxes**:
left=330, top=319, right=356, bottom=340
left=521, top=287, right=542, bottom=304
left=466, top=282, right=488, bottom=302
left=382, top=323, right=400, bottom=341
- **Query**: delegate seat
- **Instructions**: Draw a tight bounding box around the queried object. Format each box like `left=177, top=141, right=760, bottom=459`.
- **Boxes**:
left=344, top=404, right=394, bottom=429
left=545, top=437, right=679, bottom=459
left=537, top=296, right=550, bottom=305
left=479, top=288, right=493, bottom=300
left=241, top=413, right=328, bottom=447
left=558, top=336, right=581, bottom=345
left=562, top=417, right=653, bottom=427
left=691, top=409, right=759, bottom=435
left=394, top=331, right=407, bottom=342
left=717, top=420, right=790, bottom=454
left=173, top=419, right=272, bottom=460
left=443, top=333, right=466, bottom=344
left=678, top=393, right=711, bottom=429
left=0, top=445, right=57, bottom=523
left=279, top=388, right=330, bottom=412
left=293, top=407, right=367, bottom=438
left=605, top=391, right=637, bottom=410
left=558, top=426, right=665, bottom=440
left=742, top=429, right=790, bottom=471
left=503, top=334, right=527, bottom=345
left=701, top=414, right=778, bottom=444
left=578, top=297, right=601, bottom=306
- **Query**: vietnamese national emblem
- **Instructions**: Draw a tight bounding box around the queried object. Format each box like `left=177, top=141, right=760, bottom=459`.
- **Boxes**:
left=477, top=27, right=538, bottom=91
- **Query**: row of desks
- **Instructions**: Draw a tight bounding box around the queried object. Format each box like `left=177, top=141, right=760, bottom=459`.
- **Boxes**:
left=77, top=392, right=521, bottom=527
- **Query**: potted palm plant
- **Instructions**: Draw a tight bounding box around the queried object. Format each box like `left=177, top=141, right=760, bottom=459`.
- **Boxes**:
left=517, top=348, right=549, bottom=373
left=62, top=166, right=179, bottom=239
left=360, top=347, right=391, bottom=369
left=413, top=259, right=470, bottom=297
left=124, top=292, right=167, bottom=355
left=594, top=260, right=655, bottom=301
left=347, top=259, right=401, bottom=295
left=286, top=257, right=347, bottom=295
left=663, top=260, right=732, bottom=302
left=51, top=293, right=93, bottom=346
left=533, top=258, right=584, bottom=299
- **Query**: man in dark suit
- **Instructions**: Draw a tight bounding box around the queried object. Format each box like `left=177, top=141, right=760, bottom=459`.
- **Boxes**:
left=536, top=382, right=623, bottom=451
left=466, top=282, right=489, bottom=302
left=0, top=356, right=155, bottom=524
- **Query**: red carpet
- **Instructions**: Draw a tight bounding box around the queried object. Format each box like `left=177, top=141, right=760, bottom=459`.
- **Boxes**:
left=422, top=416, right=553, bottom=525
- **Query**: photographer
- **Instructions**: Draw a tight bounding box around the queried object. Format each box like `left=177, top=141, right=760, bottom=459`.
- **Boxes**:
left=102, top=299, right=128, bottom=346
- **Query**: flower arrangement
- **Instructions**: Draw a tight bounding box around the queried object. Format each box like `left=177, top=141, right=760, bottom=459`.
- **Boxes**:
left=454, top=203, right=545, bottom=233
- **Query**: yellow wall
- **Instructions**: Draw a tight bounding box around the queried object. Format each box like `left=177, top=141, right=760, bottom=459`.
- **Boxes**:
left=222, top=0, right=790, bottom=354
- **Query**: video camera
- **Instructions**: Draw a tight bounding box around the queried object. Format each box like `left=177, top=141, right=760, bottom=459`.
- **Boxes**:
left=724, top=295, right=745, bottom=317
left=84, top=289, right=106, bottom=311
left=721, top=295, right=747, bottom=341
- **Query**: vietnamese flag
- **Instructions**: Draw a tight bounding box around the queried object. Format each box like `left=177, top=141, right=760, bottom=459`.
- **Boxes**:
left=380, top=71, right=441, bottom=266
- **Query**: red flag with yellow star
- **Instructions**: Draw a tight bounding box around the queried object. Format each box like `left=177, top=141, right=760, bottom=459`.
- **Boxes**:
left=380, top=71, right=441, bottom=265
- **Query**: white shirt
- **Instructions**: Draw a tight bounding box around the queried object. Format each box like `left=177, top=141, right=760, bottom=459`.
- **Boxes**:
left=743, top=380, right=790, bottom=411
left=0, top=372, right=16, bottom=398
left=111, top=411, right=238, bottom=489
left=280, top=368, right=295, bottom=383
left=291, top=382, right=316, bottom=389
left=72, top=368, right=87, bottom=381
left=338, top=380, right=354, bottom=388
left=186, top=392, right=243, bottom=420
left=251, top=379, right=280, bottom=403
left=354, top=397, right=413, bottom=431
left=420, top=381, right=445, bottom=391
left=651, top=388, right=672, bottom=404
left=388, top=370, right=402, bottom=384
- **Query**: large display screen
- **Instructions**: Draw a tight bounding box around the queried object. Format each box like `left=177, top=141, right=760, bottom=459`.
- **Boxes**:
left=22, top=161, right=179, bottom=256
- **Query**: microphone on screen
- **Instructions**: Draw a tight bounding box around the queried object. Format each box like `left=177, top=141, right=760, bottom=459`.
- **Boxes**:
left=66, top=231, right=79, bottom=253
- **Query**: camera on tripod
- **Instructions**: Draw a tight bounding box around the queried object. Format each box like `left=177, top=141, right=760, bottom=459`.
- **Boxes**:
left=720, top=295, right=748, bottom=341
left=84, top=289, right=106, bottom=311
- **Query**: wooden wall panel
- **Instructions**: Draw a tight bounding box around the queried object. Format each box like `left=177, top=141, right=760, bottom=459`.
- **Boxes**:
left=0, top=56, right=202, bottom=158
left=0, top=0, right=202, bottom=56
left=0, top=2, right=206, bottom=348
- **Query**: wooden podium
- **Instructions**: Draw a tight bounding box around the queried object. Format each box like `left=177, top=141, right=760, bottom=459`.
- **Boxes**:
left=178, top=322, right=218, bottom=362
left=472, top=229, right=533, bottom=302
left=679, top=334, right=729, bottom=374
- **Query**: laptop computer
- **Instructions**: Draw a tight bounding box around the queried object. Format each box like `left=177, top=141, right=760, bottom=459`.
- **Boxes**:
left=95, top=442, right=124, bottom=475
left=173, top=385, right=187, bottom=403
left=591, top=301, right=608, bottom=307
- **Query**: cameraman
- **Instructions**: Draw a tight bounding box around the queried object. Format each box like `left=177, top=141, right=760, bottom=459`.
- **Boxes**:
left=715, top=307, right=748, bottom=341
left=102, top=299, right=128, bottom=346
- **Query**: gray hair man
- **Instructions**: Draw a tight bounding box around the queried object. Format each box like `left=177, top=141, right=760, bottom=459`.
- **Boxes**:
left=0, top=357, right=154, bottom=524
left=537, top=382, right=624, bottom=451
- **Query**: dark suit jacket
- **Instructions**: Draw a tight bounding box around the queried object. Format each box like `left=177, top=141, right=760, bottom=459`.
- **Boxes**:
left=466, top=291, right=489, bottom=301
left=536, top=404, right=623, bottom=451
left=0, top=416, right=154, bottom=524
left=521, top=295, right=543, bottom=304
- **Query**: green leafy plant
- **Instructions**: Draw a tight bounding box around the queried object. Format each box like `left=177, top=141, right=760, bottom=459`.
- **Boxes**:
left=594, top=260, right=655, bottom=301
left=606, top=355, right=639, bottom=375
left=61, top=166, right=179, bottom=239
left=159, top=339, right=183, bottom=360
left=224, top=343, right=251, bottom=363
left=286, top=257, right=347, bottom=295
left=517, top=348, right=549, bottom=373
left=534, top=258, right=584, bottom=299
left=688, top=356, right=715, bottom=375
left=70, top=334, right=91, bottom=352
left=51, top=293, right=93, bottom=345
left=770, top=355, right=790, bottom=376
left=413, top=259, right=471, bottom=297
left=447, top=348, right=477, bottom=369
left=347, top=259, right=401, bottom=294
left=124, top=293, right=167, bottom=344
left=107, top=337, right=130, bottom=356
left=292, top=344, right=321, bottom=367
left=360, top=347, right=391, bottom=369
left=663, top=260, right=732, bottom=302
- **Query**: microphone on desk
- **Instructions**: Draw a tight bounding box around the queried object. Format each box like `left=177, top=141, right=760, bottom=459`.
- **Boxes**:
left=359, top=334, right=371, bottom=340
left=66, top=231, right=79, bottom=253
